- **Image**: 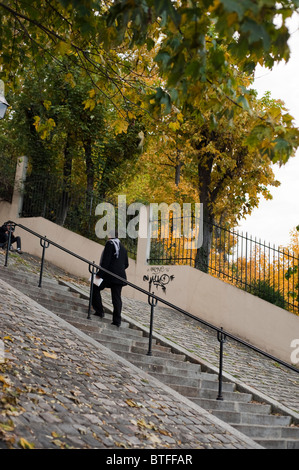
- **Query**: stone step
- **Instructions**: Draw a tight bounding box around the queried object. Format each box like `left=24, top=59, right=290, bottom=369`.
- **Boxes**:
left=93, top=338, right=132, bottom=353
left=29, top=297, right=88, bottom=315
left=61, top=320, right=133, bottom=339
left=255, top=438, right=299, bottom=450
left=192, top=398, right=272, bottom=414
left=0, top=268, right=70, bottom=290
left=166, top=381, right=238, bottom=398
left=59, top=311, right=129, bottom=327
left=88, top=334, right=164, bottom=354
left=131, top=360, right=202, bottom=376
left=56, top=313, right=169, bottom=353
left=23, top=285, right=83, bottom=303
left=113, top=350, right=195, bottom=370
left=191, top=389, right=253, bottom=402
left=149, top=371, right=235, bottom=391
left=7, top=282, right=85, bottom=308
left=233, top=424, right=299, bottom=439
left=91, top=331, right=156, bottom=348
left=113, top=344, right=187, bottom=361
left=89, top=326, right=148, bottom=342
left=4, top=277, right=73, bottom=298
left=35, top=302, right=89, bottom=316
left=213, top=410, right=291, bottom=426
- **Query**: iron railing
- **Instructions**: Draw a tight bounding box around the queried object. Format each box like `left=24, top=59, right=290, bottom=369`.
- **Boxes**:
left=3, top=222, right=299, bottom=404
left=20, top=175, right=137, bottom=258
left=149, top=216, right=299, bottom=315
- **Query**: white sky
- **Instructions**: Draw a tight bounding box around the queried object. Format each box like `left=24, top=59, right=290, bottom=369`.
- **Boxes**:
left=237, top=13, right=299, bottom=248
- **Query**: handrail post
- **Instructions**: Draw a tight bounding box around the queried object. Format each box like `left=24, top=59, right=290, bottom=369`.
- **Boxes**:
left=147, top=281, right=158, bottom=356
left=39, top=237, right=50, bottom=287
left=217, top=327, right=227, bottom=401
left=87, top=261, right=97, bottom=319
left=4, top=226, right=13, bottom=267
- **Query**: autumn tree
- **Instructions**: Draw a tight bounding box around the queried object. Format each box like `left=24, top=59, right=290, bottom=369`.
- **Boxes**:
left=1, top=0, right=299, bottom=255
left=1, top=1, right=299, bottom=142
left=0, top=117, right=19, bottom=202
left=3, top=61, right=148, bottom=231
left=122, top=82, right=297, bottom=271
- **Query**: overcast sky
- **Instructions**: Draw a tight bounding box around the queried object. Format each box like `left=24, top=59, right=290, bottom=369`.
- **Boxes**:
left=237, top=13, right=299, bottom=249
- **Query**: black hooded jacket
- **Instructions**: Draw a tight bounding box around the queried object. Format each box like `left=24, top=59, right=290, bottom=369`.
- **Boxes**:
left=97, top=239, right=129, bottom=287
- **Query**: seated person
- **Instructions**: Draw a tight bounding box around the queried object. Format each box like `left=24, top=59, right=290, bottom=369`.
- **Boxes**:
left=0, top=221, right=22, bottom=253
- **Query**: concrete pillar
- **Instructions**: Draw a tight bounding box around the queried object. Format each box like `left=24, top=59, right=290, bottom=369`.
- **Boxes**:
left=136, top=204, right=151, bottom=266
left=10, top=156, right=28, bottom=219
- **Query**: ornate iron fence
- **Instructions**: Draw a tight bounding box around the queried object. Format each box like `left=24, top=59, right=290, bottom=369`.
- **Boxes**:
left=148, top=215, right=299, bottom=315
left=20, top=175, right=137, bottom=258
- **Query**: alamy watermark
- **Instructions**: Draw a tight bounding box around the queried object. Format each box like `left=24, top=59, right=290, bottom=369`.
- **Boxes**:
left=94, top=195, right=203, bottom=249
left=290, top=339, right=299, bottom=365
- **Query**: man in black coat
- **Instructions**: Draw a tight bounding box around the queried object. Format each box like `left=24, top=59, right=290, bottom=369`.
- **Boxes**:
left=0, top=221, right=22, bottom=253
left=92, top=232, right=129, bottom=327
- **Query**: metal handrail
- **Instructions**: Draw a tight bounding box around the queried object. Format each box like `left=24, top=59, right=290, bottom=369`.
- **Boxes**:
left=4, top=221, right=299, bottom=403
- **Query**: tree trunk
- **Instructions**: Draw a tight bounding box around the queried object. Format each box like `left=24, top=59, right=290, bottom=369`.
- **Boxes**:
left=194, top=206, right=214, bottom=272
left=84, top=138, right=94, bottom=194
left=195, top=154, right=215, bottom=273
left=56, top=135, right=72, bottom=226
left=175, top=161, right=183, bottom=186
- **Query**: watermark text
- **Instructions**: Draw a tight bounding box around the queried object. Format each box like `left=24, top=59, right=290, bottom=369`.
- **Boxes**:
left=94, top=195, right=203, bottom=249
left=290, top=339, right=299, bottom=365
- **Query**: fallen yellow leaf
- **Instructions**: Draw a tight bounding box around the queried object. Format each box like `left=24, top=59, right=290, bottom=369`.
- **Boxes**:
left=0, top=420, right=14, bottom=432
left=0, top=375, right=10, bottom=387
left=52, top=439, right=66, bottom=448
left=3, top=336, right=13, bottom=342
left=18, top=437, right=35, bottom=449
left=125, top=399, right=142, bottom=408
left=42, top=351, right=58, bottom=359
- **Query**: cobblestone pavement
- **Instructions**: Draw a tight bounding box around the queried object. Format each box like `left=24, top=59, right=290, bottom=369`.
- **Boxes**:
left=0, top=278, right=260, bottom=450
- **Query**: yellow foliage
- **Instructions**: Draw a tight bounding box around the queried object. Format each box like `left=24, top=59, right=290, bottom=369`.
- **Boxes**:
left=113, top=119, right=129, bottom=134
left=83, top=98, right=96, bottom=111
left=168, top=121, right=180, bottom=131
left=43, top=100, right=51, bottom=111
left=55, top=40, right=72, bottom=56
left=64, top=72, right=76, bottom=88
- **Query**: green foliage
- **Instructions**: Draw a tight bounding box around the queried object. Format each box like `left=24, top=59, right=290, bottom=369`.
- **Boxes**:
left=285, top=265, right=299, bottom=302
left=97, top=119, right=145, bottom=198
left=2, top=57, right=146, bottom=228
left=1, top=0, right=299, bottom=229
left=249, top=279, right=286, bottom=309
left=0, top=112, right=22, bottom=201
left=1, top=1, right=299, bottom=146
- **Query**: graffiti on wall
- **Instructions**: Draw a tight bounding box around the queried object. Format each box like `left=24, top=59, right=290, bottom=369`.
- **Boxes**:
left=143, top=266, right=175, bottom=293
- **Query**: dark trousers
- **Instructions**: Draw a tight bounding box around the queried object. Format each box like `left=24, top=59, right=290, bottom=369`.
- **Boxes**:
left=5, top=234, right=21, bottom=250
left=92, top=282, right=123, bottom=326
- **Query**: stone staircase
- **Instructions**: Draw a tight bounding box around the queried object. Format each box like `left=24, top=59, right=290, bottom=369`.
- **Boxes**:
left=1, top=265, right=299, bottom=449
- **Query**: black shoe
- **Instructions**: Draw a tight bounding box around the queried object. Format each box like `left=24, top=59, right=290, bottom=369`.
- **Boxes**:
left=111, top=322, right=120, bottom=327
left=94, top=312, right=105, bottom=318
